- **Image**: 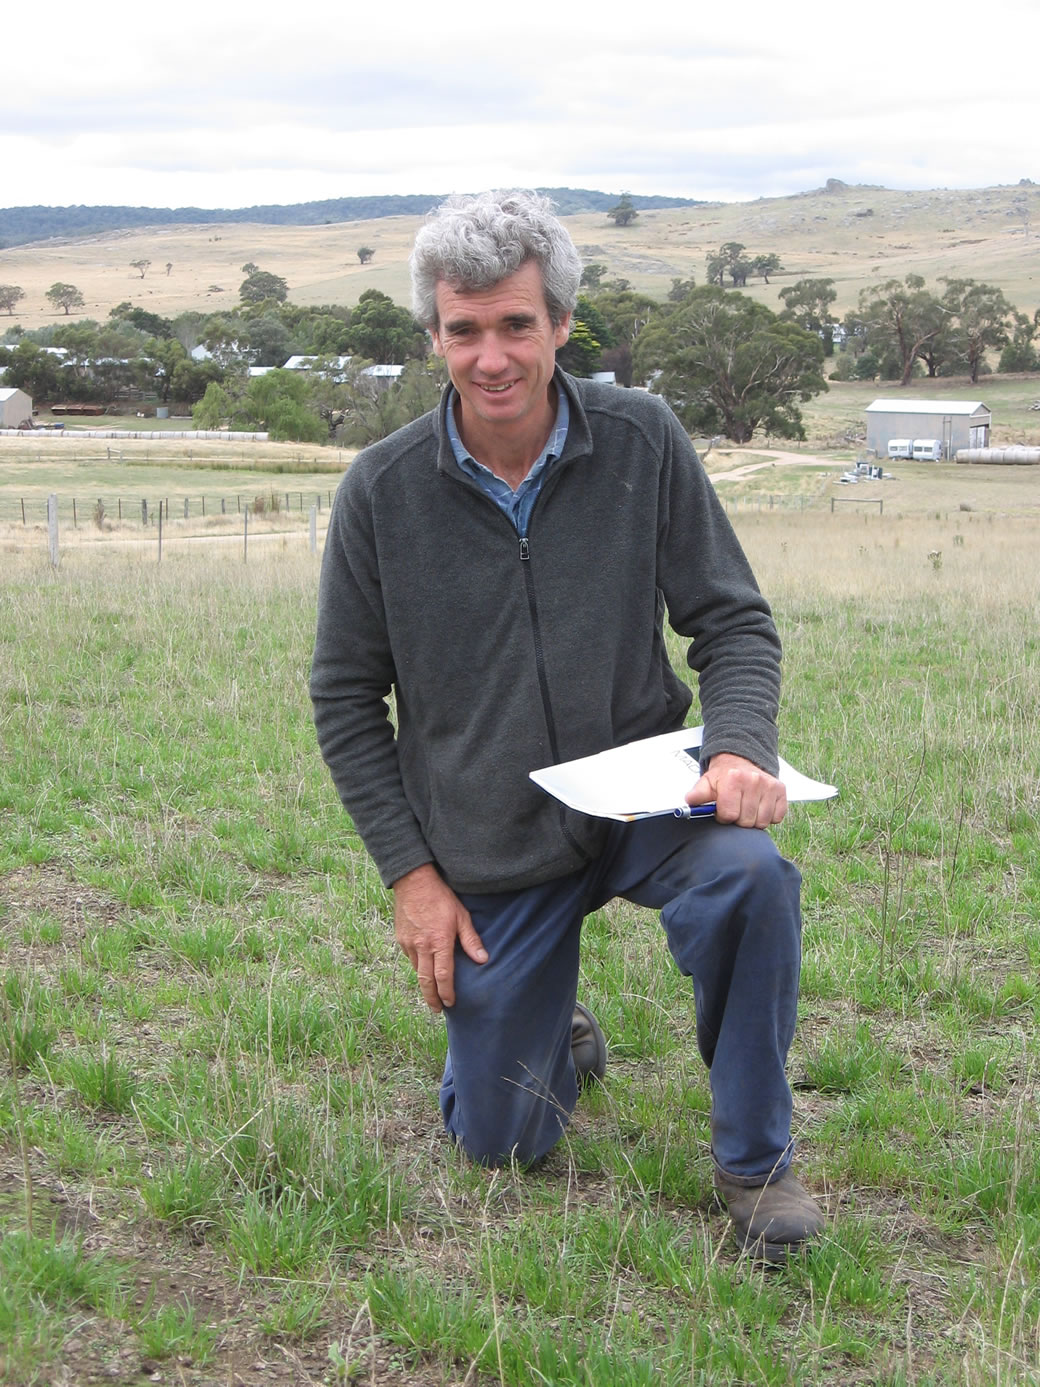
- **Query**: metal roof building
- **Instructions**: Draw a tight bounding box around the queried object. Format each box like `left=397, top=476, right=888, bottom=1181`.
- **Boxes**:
left=865, top=399, right=991, bottom=458
left=0, top=387, right=32, bottom=428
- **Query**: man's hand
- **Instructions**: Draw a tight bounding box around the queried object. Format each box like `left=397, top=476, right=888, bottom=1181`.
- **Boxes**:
left=391, top=863, right=488, bottom=1012
left=685, top=751, right=788, bottom=828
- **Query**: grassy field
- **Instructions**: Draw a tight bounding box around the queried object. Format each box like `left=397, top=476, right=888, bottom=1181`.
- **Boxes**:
left=3, top=182, right=1039, bottom=332
left=1, top=450, right=1039, bottom=1385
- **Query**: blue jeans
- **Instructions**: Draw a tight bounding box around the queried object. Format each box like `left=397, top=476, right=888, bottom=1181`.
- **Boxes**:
left=440, top=816, right=802, bottom=1183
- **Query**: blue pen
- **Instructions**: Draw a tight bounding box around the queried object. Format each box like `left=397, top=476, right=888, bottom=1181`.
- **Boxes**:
left=672, top=802, right=717, bottom=819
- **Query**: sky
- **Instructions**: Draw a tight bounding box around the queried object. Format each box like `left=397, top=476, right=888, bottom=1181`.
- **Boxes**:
left=8, top=0, right=1039, bottom=211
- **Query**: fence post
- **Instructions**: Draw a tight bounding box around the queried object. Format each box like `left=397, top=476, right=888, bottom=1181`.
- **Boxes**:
left=243, top=507, right=248, bottom=562
left=184, top=497, right=189, bottom=519
left=309, top=504, right=317, bottom=555
left=47, top=495, right=59, bottom=568
left=158, top=500, right=163, bottom=563
left=20, top=498, right=25, bottom=525
left=72, top=498, right=77, bottom=528
left=142, top=498, right=148, bottom=526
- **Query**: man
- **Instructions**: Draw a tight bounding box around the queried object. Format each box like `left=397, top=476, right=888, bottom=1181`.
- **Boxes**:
left=311, top=191, right=823, bottom=1261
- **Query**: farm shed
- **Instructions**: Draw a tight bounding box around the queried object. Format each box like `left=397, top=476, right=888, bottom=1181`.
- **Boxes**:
left=0, top=387, right=32, bottom=427
left=865, top=399, right=991, bottom=459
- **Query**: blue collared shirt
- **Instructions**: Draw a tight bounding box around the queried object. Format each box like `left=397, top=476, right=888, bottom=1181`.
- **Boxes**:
left=445, top=387, right=569, bottom=537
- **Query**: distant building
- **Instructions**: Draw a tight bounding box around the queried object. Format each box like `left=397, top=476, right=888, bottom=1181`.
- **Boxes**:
left=865, top=398, right=992, bottom=459
left=359, top=364, right=405, bottom=392
left=282, top=355, right=352, bottom=375
left=0, top=386, right=32, bottom=427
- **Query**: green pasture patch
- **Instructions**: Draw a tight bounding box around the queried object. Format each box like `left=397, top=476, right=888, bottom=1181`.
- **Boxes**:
left=2, top=505, right=1040, bottom=1384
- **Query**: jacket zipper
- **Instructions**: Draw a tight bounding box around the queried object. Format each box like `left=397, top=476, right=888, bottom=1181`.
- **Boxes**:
left=518, top=529, right=592, bottom=862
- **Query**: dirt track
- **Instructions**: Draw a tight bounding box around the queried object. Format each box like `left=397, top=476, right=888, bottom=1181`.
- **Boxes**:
left=707, top=448, right=840, bottom=482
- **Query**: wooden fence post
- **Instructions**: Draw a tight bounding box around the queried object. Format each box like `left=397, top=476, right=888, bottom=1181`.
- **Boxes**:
left=309, top=504, right=317, bottom=555
left=47, top=495, right=59, bottom=568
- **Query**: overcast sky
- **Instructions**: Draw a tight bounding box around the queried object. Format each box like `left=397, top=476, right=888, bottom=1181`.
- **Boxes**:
left=8, top=0, right=1038, bottom=211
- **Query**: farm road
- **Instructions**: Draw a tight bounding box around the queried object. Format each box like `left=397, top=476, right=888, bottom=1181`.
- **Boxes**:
left=707, top=448, right=839, bottom=482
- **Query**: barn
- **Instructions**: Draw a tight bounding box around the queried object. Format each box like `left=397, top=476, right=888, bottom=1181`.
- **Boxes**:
left=865, top=398, right=992, bottom=459
left=0, top=387, right=33, bottom=428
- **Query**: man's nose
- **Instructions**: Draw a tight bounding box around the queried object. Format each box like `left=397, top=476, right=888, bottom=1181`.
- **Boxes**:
left=475, top=334, right=509, bottom=374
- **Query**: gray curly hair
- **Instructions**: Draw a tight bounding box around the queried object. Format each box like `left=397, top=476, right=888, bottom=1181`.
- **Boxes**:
left=410, top=190, right=582, bottom=330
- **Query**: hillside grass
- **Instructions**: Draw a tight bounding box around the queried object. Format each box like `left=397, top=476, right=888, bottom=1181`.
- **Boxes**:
left=1, top=469, right=1039, bottom=1385
left=3, top=183, right=1039, bottom=332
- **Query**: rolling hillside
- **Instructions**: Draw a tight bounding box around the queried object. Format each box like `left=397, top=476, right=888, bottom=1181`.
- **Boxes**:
left=1, top=181, right=1038, bottom=332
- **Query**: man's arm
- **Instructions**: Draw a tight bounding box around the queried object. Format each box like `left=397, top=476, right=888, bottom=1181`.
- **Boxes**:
left=656, top=407, right=785, bottom=778
left=310, top=469, right=433, bottom=888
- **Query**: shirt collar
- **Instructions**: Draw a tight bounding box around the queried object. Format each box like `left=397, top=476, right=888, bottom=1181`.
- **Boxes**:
left=445, top=387, right=570, bottom=484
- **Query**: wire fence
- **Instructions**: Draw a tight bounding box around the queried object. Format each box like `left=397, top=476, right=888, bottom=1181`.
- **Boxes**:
left=2, top=489, right=337, bottom=529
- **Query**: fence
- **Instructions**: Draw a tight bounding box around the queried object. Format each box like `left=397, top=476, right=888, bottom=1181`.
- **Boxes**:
left=2, top=489, right=336, bottom=529
left=28, top=492, right=324, bottom=567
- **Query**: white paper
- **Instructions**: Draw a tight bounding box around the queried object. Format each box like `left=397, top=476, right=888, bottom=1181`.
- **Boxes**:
left=530, top=726, right=837, bottom=822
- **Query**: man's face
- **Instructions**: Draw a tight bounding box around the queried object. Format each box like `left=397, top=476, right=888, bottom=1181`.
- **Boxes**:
left=430, top=260, right=571, bottom=442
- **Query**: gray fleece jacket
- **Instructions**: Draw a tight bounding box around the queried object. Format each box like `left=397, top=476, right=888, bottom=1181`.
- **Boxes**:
left=310, top=370, right=782, bottom=894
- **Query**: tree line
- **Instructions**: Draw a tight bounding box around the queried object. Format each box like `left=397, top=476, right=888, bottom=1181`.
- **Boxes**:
left=3, top=254, right=1036, bottom=446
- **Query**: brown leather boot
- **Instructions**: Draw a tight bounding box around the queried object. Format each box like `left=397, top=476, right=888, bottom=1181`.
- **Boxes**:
left=714, top=1168, right=824, bottom=1263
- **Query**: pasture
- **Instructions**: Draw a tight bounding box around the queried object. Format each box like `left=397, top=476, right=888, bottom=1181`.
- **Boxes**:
left=1, top=451, right=1039, bottom=1386
left=3, top=182, right=1039, bottom=332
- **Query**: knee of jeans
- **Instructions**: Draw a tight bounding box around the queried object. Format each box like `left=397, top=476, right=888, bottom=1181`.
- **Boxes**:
left=721, top=828, right=801, bottom=901
left=454, top=1086, right=570, bottom=1168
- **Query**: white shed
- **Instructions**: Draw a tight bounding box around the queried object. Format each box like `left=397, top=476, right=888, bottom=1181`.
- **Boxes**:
left=865, top=398, right=991, bottom=459
left=0, top=387, right=32, bottom=428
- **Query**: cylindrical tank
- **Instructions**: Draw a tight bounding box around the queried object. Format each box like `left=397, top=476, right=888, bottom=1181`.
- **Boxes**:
left=955, top=446, right=1040, bottom=464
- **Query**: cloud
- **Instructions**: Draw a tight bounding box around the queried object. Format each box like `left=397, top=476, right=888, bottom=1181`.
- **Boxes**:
left=5, top=0, right=1038, bottom=210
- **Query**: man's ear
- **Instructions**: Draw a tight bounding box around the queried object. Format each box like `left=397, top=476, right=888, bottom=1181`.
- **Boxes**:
left=554, top=313, right=572, bottom=348
left=429, top=327, right=445, bottom=358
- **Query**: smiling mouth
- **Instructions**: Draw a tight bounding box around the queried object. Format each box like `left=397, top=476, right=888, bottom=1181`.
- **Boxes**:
left=478, top=382, right=515, bottom=393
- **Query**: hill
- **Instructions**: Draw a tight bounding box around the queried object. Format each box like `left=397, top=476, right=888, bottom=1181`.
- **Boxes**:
left=1, top=182, right=1038, bottom=333
left=0, top=190, right=703, bottom=250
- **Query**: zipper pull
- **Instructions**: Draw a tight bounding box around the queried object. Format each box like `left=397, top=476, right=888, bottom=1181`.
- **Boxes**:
left=518, top=537, right=530, bottom=562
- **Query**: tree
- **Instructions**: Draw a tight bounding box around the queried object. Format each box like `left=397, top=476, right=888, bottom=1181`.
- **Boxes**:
left=357, top=246, right=375, bottom=264
left=632, top=285, right=827, bottom=443
left=778, top=278, right=838, bottom=354
left=0, top=284, right=25, bottom=315
left=347, top=289, right=425, bottom=362
left=192, top=381, right=233, bottom=429
left=335, top=359, right=447, bottom=447
left=751, top=253, right=783, bottom=285
left=606, top=193, right=638, bottom=227
left=0, top=340, right=61, bottom=398
left=241, top=262, right=259, bottom=276
left=555, top=317, right=601, bottom=377
left=165, top=262, right=173, bottom=276
left=238, top=369, right=326, bottom=442
left=852, top=275, right=947, bottom=386
left=246, top=312, right=292, bottom=368
left=668, top=277, right=696, bottom=303
left=46, top=282, right=85, bottom=315
left=580, top=263, right=608, bottom=290
left=940, top=278, right=1015, bottom=383
left=240, top=269, right=289, bottom=305
left=582, top=284, right=656, bottom=348
left=109, top=303, right=173, bottom=338
left=999, top=310, right=1039, bottom=372
left=130, top=259, right=151, bottom=279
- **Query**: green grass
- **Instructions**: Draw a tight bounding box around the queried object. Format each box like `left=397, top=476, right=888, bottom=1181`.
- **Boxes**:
left=1, top=488, right=1039, bottom=1384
